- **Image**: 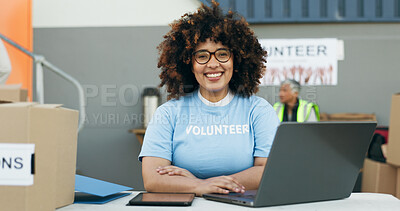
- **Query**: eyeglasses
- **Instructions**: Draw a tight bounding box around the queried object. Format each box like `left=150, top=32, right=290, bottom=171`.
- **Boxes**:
left=193, top=48, right=231, bottom=64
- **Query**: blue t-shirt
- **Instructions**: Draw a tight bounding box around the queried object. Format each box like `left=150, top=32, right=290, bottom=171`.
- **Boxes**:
left=139, top=91, right=279, bottom=179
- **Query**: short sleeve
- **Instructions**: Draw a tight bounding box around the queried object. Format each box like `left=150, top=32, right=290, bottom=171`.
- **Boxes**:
left=251, top=99, right=280, bottom=158
left=138, top=104, right=175, bottom=162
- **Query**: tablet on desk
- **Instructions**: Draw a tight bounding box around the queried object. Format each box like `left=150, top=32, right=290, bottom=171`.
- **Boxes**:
left=127, top=193, right=195, bottom=206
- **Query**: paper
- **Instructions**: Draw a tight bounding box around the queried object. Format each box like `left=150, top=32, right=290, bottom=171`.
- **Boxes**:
left=74, top=192, right=131, bottom=204
left=259, top=38, right=339, bottom=86
left=74, top=174, right=133, bottom=204
left=0, top=143, right=35, bottom=186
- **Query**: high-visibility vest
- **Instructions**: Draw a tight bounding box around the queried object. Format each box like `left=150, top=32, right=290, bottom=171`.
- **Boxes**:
left=273, top=99, right=320, bottom=122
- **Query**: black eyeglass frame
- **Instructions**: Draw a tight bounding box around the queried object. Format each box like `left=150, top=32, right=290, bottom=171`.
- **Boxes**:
left=192, top=48, right=232, bottom=64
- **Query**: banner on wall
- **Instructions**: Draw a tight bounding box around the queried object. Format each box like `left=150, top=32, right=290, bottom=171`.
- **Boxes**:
left=259, top=38, right=339, bottom=86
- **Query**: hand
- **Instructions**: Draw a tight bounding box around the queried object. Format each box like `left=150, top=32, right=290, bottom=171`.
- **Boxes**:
left=156, top=165, right=196, bottom=179
left=270, top=68, right=279, bottom=84
left=298, top=66, right=304, bottom=82
left=282, top=68, right=288, bottom=79
left=195, top=176, right=245, bottom=196
left=317, top=67, right=325, bottom=84
left=304, top=68, right=312, bottom=84
left=290, top=66, right=296, bottom=78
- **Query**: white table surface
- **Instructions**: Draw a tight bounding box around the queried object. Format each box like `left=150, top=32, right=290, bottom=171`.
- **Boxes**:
left=57, top=192, right=400, bottom=211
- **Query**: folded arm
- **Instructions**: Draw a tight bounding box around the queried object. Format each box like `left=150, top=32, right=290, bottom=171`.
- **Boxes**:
left=142, top=156, right=199, bottom=193
left=142, top=156, right=246, bottom=196
left=150, top=157, right=268, bottom=193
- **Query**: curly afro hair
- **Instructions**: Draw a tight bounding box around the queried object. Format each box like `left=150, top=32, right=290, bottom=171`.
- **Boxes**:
left=157, top=1, right=267, bottom=100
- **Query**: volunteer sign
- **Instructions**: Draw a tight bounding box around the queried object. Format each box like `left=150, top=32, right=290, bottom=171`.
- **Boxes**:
left=259, top=38, right=338, bottom=86
left=0, top=143, right=35, bottom=186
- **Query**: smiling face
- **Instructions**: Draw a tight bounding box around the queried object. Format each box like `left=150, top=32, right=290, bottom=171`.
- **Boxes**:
left=192, top=39, right=233, bottom=102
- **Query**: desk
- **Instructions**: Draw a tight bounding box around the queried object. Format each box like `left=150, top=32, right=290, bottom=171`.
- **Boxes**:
left=58, top=192, right=399, bottom=211
left=129, top=129, right=145, bottom=145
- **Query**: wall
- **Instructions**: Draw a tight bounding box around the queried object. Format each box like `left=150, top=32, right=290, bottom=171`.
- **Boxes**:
left=33, top=0, right=201, bottom=28
left=32, top=0, right=400, bottom=189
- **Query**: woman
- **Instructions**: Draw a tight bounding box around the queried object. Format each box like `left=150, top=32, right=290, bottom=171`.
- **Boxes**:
left=139, top=2, right=279, bottom=196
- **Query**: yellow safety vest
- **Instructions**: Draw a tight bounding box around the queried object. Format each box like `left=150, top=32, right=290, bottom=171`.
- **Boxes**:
left=273, top=99, right=320, bottom=122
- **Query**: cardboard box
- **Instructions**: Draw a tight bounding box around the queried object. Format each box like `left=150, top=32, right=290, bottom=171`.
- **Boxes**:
left=320, top=112, right=376, bottom=121
left=361, top=158, right=397, bottom=195
left=0, top=84, right=28, bottom=102
left=0, top=102, right=79, bottom=211
left=387, top=93, right=400, bottom=166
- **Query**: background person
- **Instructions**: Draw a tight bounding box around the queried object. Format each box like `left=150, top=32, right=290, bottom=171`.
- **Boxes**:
left=139, top=2, right=279, bottom=196
left=0, top=38, right=12, bottom=84
left=274, top=79, right=320, bottom=122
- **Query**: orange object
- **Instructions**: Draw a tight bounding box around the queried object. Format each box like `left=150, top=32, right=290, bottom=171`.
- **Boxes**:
left=0, top=0, right=33, bottom=101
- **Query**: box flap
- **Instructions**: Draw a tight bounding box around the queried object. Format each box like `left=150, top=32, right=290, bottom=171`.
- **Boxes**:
left=0, top=102, right=37, bottom=107
left=33, top=104, right=63, bottom=109
left=31, top=104, right=79, bottom=116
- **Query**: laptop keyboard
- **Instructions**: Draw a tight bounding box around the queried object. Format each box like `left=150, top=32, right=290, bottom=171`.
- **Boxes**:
left=229, top=193, right=256, bottom=199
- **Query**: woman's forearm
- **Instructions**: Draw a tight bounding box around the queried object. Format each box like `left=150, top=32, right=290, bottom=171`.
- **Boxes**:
left=142, top=156, right=258, bottom=195
left=229, top=157, right=268, bottom=190
left=144, top=173, right=201, bottom=193
left=229, top=165, right=265, bottom=190
left=142, top=157, right=202, bottom=195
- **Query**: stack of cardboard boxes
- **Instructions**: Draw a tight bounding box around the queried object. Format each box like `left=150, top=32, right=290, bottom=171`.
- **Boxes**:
left=362, top=93, right=400, bottom=199
left=0, top=86, right=79, bottom=211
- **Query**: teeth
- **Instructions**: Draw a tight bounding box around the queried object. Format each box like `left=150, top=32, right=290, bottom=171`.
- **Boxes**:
left=206, top=73, right=222, bottom=78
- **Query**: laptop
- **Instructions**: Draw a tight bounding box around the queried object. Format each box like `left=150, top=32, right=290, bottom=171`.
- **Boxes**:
left=203, top=122, right=377, bottom=207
